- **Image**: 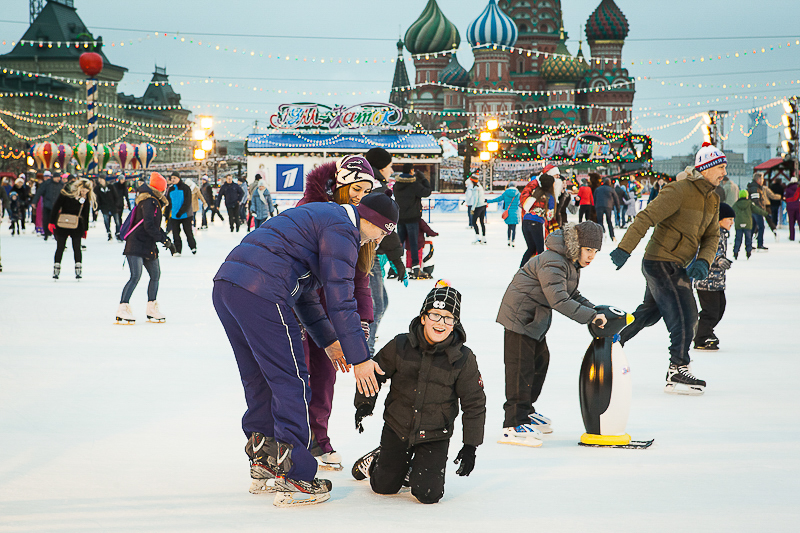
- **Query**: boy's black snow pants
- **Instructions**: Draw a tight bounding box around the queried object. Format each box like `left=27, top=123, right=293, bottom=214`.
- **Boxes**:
left=695, top=290, right=726, bottom=344
left=370, top=424, right=450, bottom=504
left=503, top=329, right=550, bottom=428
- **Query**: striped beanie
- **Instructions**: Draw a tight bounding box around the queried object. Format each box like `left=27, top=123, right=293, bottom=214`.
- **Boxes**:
left=335, top=155, right=376, bottom=189
left=420, top=281, right=462, bottom=322
left=695, top=142, right=727, bottom=172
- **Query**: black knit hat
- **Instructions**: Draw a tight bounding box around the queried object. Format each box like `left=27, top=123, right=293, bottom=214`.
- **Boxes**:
left=357, top=191, right=399, bottom=233
left=170, top=171, right=181, bottom=179
left=420, top=281, right=462, bottom=322
left=719, top=202, right=734, bottom=220
left=365, top=148, right=392, bottom=171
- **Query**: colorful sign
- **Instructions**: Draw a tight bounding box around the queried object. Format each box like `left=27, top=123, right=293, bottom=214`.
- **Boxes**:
left=269, top=102, right=403, bottom=130
left=276, top=164, right=304, bottom=192
left=536, top=134, right=613, bottom=160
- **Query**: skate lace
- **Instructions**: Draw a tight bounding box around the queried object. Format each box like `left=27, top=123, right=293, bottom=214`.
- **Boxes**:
left=677, top=365, right=698, bottom=379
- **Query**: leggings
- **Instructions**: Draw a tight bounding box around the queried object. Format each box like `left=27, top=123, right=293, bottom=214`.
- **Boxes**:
left=472, top=205, right=486, bottom=236
left=54, top=231, right=82, bottom=264
left=507, top=224, right=517, bottom=241
left=520, top=219, right=545, bottom=266
left=120, top=255, right=161, bottom=303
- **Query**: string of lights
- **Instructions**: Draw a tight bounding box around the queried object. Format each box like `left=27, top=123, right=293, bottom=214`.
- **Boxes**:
left=0, top=91, right=185, bottom=110
left=392, top=80, right=634, bottom=97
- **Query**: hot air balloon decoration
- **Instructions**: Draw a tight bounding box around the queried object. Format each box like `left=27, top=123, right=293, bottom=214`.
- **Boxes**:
left=55, top=143, right=72, bottom=170
left=113, top=142, right=134, bottom=169
left=135, top=143, right=156, bottom=170
left=37, top=141, right=55, bottom=169
left=95, top=143, right=111, bottom=170
left=73, top=141, right=95, bottom=172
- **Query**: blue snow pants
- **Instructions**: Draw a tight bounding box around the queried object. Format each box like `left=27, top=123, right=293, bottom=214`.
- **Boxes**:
left=212, top=279, right=317, bottom=482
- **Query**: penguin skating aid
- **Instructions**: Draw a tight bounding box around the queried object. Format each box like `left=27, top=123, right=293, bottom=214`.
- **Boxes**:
left=578, top=306, right=653, bottom=449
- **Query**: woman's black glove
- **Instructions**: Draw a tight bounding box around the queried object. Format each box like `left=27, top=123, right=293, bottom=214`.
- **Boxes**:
left=454, top=444, right=476, bottom=476
left=355, top=404, right=373, bottom=433
left=163, top=238, right=177, bottom=255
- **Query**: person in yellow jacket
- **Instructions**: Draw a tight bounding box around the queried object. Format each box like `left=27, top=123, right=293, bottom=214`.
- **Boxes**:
left=609, top=142, right=724, bottom=396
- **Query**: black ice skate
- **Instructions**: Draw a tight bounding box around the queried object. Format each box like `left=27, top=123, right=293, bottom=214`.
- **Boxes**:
left=351, top=446, right=380, bottom=481
left=665, top=364, right=706, bottom=395
left=272, top=442, right=331, bottom=506
left=694, top=338, right=719, bottom=351
left=245, top=432, right=278, bottom=494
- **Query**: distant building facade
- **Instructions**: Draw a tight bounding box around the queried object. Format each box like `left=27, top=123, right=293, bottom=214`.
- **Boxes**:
left=747, top=111, right=771, bottom=164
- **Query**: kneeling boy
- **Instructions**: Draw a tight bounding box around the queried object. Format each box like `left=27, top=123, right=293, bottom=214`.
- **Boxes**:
left=352, top=283, right=486, bottom=504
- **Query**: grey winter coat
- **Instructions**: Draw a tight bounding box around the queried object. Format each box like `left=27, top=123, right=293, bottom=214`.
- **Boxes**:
left=695, top=227, right=730, bottom=291
left=496, top=224, right=597, bottom=341
left=32, top=179, right=64, bottom=210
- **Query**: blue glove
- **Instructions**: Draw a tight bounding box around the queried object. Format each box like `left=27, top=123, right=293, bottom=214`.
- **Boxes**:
left=686, top=259, right=709, bottom=280
left=609, top=248, right=630, bottom=270
left=402, top=274, right=409, bottom=287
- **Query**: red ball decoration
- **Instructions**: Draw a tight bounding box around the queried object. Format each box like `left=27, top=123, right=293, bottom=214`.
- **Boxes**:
left=79, top=52, right=104, bottom=77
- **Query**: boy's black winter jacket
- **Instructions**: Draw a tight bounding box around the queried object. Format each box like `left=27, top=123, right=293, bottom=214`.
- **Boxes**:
left=95, top=184, right=119, bottom=213
left=355, top=318, right=486, bottom=448
left=393, top=172, right=432, bottom=224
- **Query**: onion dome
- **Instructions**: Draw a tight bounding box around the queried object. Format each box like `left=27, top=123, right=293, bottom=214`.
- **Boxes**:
left=467, top=0, right=519, bottom=47
left=541, top=30, right=588, bottom=83
left=585, top=0, right=629, bottom=41
left=439, top=54, right=470, bottom=87
left=404, top=0, right=461, bottom=55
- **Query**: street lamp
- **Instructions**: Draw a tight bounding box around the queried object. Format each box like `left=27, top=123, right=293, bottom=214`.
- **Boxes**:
left=194, top=148, right=206, bottom=160
left=781, top=97, right=799, bottom=179
left=478, top=117, right=499, bottom=192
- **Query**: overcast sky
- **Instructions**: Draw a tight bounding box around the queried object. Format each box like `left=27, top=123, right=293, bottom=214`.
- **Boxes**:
left=1, top=0, right=798, bottom=158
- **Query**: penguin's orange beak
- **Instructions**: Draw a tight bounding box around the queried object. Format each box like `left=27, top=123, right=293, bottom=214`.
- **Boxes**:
left=626, top=314, right=635, bottom=325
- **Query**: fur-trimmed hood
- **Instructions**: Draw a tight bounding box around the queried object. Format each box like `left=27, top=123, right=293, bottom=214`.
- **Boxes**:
left=134, top=184, right=167, bottom=208
left=297, top=161, right=337, bottom=205
left=544, top=223, right=580, bottom=262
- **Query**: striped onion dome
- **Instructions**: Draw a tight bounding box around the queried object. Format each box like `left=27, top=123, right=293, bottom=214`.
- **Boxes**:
left=541, top=30, right=588, bottom=83
left=466, top=0, right=518, bottom=48
left=439, top=54, right=470, bottom=87
left=404, top=0, right=461, bottom=55
left=585, top=0, right=629, bottom=41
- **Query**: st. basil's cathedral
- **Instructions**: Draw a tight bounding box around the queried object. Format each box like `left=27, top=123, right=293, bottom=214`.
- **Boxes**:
left=390, top=0, right=635, bottom=134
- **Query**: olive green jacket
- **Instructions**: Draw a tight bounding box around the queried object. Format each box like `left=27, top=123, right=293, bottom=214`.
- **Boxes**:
left=618, top=166, right=720, bottom=267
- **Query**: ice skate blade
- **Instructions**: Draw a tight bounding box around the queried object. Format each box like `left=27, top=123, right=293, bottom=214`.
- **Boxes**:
left=497, top=436, right=543, bottom=448
left=114, top=318, right=135, bottom=325
left=664, top=383, right=705, bottom=396
left=249, top=478, right=276, bottom=494
left=693, top=345, right=719, bottom=351
left=146, top=317, right=165, bottom=323
left=579, top=439, right=654, bottom=449
left=273, top=491, right=330, bottom=507
left=317, top=462, right=343, bottom=471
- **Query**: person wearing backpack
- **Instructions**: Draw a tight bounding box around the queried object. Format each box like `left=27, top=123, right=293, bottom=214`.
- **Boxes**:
left=116, top=172, right=176, bottom=325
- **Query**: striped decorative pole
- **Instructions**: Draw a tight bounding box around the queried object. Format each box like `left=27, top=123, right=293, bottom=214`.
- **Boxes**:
left=79, top=51, right=104, bottom=175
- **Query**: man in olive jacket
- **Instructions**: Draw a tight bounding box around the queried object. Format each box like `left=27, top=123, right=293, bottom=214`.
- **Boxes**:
left=610, top=142, right=724, bottom=395
left=354, top=285, right=485, bottom=504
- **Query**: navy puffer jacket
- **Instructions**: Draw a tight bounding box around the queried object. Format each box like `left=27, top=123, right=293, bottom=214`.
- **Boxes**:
left=214, top=202, right=370, bottom=365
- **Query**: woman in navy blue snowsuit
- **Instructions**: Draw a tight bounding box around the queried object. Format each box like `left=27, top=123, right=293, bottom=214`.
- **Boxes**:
left=213, top=193, right=398, bottom=496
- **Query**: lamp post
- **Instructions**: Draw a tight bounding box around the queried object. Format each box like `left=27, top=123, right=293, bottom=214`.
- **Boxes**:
left=193, top=116, right=215, bottom=181
left=479, top=117, right=499, bottom=193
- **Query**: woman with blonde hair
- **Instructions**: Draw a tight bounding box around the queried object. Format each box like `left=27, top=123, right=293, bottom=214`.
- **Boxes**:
left=295, top=155, right=377, bottom=470
left=48, top=177, right=95, bottom=280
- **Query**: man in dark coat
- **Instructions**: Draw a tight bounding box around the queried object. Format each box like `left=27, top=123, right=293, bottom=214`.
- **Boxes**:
left=112, top=175, right=131, bottom=221
left=614, top=181, right=630, bottom=228
left=354, top=284, right=486, bottom=504
left=166, top=172, right=196, bottom=255
left=392, top=163, right=432, bottom=279
left=200, top=175, right=223, bottom=226
left=95, top=177, right=120, bottom=240
left=593, top=178, right=620, bottom=240
left=32, top=172, right=64, bottom=240
left=213, top=192, right=398, bottom=503
left=216, top=175, right=244, bottom=232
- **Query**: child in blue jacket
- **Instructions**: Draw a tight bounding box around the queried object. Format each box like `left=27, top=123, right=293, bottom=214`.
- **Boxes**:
left=488, top=184, right=521, bottom=246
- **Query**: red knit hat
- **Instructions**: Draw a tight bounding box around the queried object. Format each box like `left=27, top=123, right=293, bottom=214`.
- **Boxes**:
left=149, top=172, right=167, bottom=192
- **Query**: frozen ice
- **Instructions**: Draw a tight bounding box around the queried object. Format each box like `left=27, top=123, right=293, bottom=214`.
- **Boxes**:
left=0, top=212, right=797, bottom=530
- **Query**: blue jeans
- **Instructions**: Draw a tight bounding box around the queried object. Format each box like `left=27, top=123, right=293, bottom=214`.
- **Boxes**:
left=752, top=214, right=765, bottom=247
left=102, top=210, right=121, bottom=235
left=596, top=207, right=615, bottom=240
left=120, top=255, right=160, bottom=303
left=397, top=221, right=420, bottom=268
left=733, top=228, right=753, bottom=256
left=368, top=258, right=388, bottom=356
left=619, top=259, right=698, bottom=367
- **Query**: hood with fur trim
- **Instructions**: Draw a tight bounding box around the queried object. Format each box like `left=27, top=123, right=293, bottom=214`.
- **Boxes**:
left=297, top=161, right=337, bottom=205
left=544, top=223, right=580, bottom=262
left=135, top=184, right=168, bottom=208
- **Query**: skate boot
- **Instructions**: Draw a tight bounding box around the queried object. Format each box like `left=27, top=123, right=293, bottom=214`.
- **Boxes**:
left=272, top=442, right=331, bottom=507
left=481, top=237, right=487, bottom=245
left=665, top=364, right=706, bottom=395
left=75, top=263, right=82, bottom=280
left=351, top=446, right=380, bottom=480
left=507, top=239, right=511, bottom=247
left=53, top=263, right=60, bottom=280
left=146, top=301, right=165, bottom=323
left=693, top=338, right=719, bottom=351
left=317, top=451, right=343, bottom=471
left=498, top=424, right=544, bottom=447
left=245, top=432, right=279, bottom=494
left=115, top=303, right=135, bottom=325
left=471, top=236, right=481, bottom=244
left=527, top=412, right=553, bottom=434
left=107, top=232, right=113, bottom=241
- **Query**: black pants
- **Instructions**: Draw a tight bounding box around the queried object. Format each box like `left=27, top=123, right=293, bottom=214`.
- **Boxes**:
left=42, top=207, right=53, bottom=237
left=596, top=207, right=615, bottom=240
left=619, top=260, right=697, bottom=367
left=520, top=219, right=545, bottom=267
left=205, top=204, right=223, bottom=223
left=397, top=221, right=420, bottom=267
left=578, top=205, right=592, bottom=222
left=472, top=205, right=486, bottom=236
left=54, top=231, right=82, bottom=264
left=695, top=290, right=726, bottom=344
left=370, top=424, right=449, bottom=505
left=170, top=218, right=196, bottom=254
left=503, top=329, right=550, bottom=427
left=226, top=205, right=240, bottom=231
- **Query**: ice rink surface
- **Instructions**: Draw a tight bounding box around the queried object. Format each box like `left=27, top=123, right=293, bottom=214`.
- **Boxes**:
left=1, top=212, right=798, bottom=532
